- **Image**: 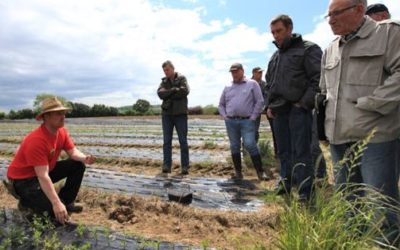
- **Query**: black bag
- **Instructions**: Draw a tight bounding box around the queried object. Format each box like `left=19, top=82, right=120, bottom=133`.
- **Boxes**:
left=315, top=93, right=327, bottom=141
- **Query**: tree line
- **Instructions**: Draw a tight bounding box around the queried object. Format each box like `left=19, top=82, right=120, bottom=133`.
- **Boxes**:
left=0, top=94, right=219, bottom=120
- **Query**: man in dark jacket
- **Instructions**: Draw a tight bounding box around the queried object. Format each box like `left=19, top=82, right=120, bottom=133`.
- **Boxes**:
left=157, top=60, right=190, bottom=175
left=265, top=15, right=322, bottom=201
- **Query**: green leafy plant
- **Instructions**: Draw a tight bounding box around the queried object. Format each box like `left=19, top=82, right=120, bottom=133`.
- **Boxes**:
left=203, top=141, right=217, bottom=149
left=8, top=225, right=28, bottom=247
left=200, top=239, right=209, bottom=249
left=42, top=232, right=61, bottom=250
left=76, top=223, right=87, bottom=238
left=89, top=227, right=99, bottom=245
left=0, top=238, right=11, bottom=250
left=104, top=227, right=111, bottom=246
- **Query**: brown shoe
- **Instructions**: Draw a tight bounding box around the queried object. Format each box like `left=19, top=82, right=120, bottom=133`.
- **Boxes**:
left=66, top=202, right=83, bottom=214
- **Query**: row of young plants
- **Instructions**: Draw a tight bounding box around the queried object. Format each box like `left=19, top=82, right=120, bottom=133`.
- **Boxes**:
left=0, top=209, right=193, bottom=250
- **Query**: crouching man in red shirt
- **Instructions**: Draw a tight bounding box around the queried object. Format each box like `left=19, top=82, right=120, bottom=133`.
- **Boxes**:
left=6, top=96, right=95, bottom=224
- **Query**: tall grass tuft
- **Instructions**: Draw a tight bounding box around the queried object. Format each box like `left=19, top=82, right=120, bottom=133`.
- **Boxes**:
left=276, top=181, right=392, bottom=249
left=276, top=129, right=399, bottom=249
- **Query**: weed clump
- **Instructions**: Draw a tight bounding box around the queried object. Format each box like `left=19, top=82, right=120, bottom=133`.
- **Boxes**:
left=275, top=130, right=399, bottom=249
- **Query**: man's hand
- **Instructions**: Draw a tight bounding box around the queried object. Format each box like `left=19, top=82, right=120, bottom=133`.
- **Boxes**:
left=266, top=108, right=275, bottom=119
left=52, top=200, right=69, bottom=224
left=84, top=155, right=96, bottom=165
left=34, top=165, right=69, bottom=224
left=67, top=148, right=96, bottom=164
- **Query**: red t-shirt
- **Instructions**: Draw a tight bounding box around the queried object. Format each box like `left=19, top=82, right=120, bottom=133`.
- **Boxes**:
left=7, top=124, right=75, bottom=180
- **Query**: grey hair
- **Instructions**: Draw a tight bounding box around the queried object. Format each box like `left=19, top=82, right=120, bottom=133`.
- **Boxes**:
left=348, top=0, right=367, bottom=12
left=162, top=60, right=174, bottom=69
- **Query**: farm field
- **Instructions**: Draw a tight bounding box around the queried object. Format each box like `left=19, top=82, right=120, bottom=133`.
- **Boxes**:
left=0, top=116, right=280, bottom=249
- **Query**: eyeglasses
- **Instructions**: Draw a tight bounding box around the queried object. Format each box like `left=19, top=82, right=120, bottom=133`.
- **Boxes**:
left=324, top=5, right=357, bottom=19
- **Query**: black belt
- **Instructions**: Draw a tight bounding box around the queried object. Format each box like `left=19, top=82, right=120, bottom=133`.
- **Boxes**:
left=227, top=116, right=250, bottom=120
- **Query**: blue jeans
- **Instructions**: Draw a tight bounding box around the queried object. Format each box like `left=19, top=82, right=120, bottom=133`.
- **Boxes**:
left=162, top=114, right=189, bottom=169
left=330, top=139, right=400, bottom=235
left=273, top=106, right=313, bottom=196
left=225, top=118, right=259, bottom=156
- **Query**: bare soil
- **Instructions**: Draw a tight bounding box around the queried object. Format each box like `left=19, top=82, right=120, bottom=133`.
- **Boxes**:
left=0, top=184, right=280, bottom=249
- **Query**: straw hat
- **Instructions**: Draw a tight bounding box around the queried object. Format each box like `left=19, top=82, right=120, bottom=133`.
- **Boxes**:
left=35, top=97, right=71, bottom=121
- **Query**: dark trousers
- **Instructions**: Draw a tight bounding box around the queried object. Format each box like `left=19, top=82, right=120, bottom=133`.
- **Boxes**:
left=273, top=106, right=313, bottom=196
left=161, top=114, right=189, bottom=169
left=255, top=115, right=278, bottom=156
left=13, top=159, right=86, bottom=217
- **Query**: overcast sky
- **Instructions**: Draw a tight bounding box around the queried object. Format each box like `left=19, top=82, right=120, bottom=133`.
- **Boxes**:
left=0, top=0, right=399, bottom=112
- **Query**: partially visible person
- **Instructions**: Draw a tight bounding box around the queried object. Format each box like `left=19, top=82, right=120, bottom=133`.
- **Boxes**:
left=265, top=14, right=322, bottom=202
left=321, top=0, right=400, bottom=246
left=251, top=67, right=266, bottom=143
left=219, top=63, right=269, bottom=181
left=366, top=3, right=391, bottom=21
left=157, top=60, right=190, bottom=175
left=6, top=97, right=95, bottom=225
left=252, top=66, right=278, bottom=157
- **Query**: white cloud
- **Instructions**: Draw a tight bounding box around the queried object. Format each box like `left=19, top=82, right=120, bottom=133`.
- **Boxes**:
left=0, top=0, right=270, bottom=111
left=303, top=19, right=335, bottom=50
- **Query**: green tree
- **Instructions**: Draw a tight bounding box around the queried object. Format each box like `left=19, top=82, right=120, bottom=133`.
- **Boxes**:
left=17, top=109, right=34, bottom=119
left=203, top=104, right=219, bottom=115
left=69, top=102, right=91, bottom=117
left=8, top=110, right=17, bottom=120
left=132, top=99, right=150, bottom=114
left=0, top=112, right=5, bottom=119
left=188, top=106, right=203, bottom=115
left=91, top=104, right=118, bottom=117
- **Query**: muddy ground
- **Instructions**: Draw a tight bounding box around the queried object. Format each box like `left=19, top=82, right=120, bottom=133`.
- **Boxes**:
left=0, top=181, right=281, bottom=249
left=0, top=116, right=286, bottom=249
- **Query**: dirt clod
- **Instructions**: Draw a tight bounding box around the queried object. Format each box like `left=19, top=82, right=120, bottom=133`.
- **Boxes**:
left=109, top=206, right=135, bottom=223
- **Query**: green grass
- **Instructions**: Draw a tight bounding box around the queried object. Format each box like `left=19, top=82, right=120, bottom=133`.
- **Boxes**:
left=275, top=180, right=399, bottom=250
left=274, top=129, right=399, bottom=250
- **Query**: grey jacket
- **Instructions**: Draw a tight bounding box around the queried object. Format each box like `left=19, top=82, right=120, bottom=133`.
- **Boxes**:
left=320, top=17, right=400, bottom=144
left=157, top=72, right=190, bottom=115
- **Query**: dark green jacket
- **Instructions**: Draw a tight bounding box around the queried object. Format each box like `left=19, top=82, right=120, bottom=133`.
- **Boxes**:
left=157, top=72, right=190, bottom=115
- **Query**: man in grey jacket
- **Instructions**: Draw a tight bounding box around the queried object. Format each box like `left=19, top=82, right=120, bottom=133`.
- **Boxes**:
left=321, top=0, right=400, bottom=246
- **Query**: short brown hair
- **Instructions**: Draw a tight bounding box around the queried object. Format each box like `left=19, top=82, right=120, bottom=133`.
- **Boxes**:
left=162, top=60, right=174, bottom=69
left=270, top=14, right=293, bottom=29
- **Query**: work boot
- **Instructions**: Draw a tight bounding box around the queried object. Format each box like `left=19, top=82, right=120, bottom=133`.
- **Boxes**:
left=231, top=153, right=243, bottom=180
left=181, top=166, right=189, bottom=175
left=162, top=166, right=171, bottom=174
left=66, top=202, right=83, bottom=214
left=250, top=154, right=269, bottom=181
